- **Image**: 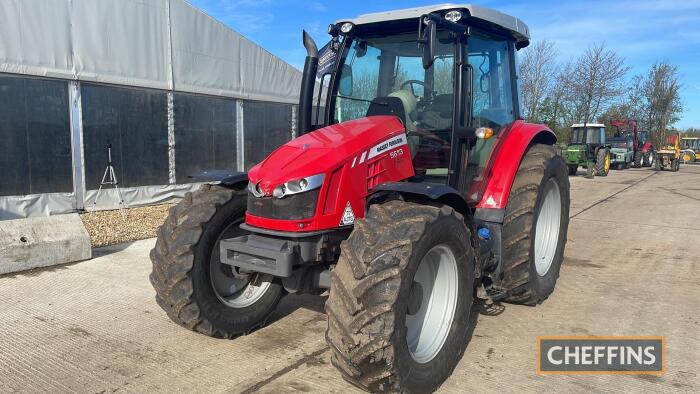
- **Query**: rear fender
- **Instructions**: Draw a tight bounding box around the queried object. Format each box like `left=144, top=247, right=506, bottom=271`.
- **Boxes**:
left=476, top=120, right=556, bottom=211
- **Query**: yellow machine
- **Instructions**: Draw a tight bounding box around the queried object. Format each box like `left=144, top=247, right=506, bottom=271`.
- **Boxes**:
left=655, top=133, right=681, bottom=171
left=680, top=137, right=700, bottom=163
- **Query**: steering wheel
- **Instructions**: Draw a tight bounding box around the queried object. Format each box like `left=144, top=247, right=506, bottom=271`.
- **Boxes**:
left=400, top=80, right=426, bottom=97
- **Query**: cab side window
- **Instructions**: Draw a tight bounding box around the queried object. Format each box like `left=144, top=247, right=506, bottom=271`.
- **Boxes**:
left=469, top=33, right=515, bottom=130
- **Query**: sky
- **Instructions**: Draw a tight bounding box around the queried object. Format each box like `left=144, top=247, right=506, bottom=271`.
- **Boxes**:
left=189, top=0, right=700, bottom=128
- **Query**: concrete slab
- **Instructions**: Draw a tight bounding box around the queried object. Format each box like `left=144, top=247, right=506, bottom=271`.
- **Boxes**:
left=0, top=166, right=698, bottom=393
left=0, top=213, right=91, bottom=275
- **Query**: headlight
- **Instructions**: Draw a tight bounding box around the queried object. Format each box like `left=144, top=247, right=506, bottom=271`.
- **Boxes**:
left=339, top=22, right=354, bottom=34
left=272, top=173, right=325, bottom=198
left=247, top=181, right=264, bottom=198
left=444, top=10, right=463, bottom=23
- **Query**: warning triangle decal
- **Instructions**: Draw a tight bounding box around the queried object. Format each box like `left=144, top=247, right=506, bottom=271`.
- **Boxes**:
left=340, top=201, right=355, bottom=226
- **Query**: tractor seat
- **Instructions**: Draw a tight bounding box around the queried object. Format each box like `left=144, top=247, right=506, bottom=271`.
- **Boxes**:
left=421, top=94, right=453, bottom=130
left=367, top=89, right=419, bottom=158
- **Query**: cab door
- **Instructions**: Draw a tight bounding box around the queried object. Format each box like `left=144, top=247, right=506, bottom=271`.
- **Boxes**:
left=460, top=30, right=517, bottom=203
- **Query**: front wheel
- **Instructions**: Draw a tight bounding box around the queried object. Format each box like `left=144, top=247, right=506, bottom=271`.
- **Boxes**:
left=595, top=148, right=610, bottom=176
left=568, top=165, right=577, bottom=176
left=326, top=201, right=474, bottom=393
left=501, top=144, right=570, bottom=304
left=645, top=152, right=655, bottom=168
left=150, top=185, right=284, bottom=338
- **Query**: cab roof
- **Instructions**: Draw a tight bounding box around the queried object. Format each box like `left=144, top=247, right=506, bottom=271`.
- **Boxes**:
left=338, top=4, right=530, bottom=46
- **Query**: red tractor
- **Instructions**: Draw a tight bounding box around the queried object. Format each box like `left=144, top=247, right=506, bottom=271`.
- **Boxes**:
left=610, top=119, right=655, bottom=167
left=151, top=5, right=570, bottom=392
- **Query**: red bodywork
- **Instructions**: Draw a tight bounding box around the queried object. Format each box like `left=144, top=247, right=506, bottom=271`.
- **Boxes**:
left=246, top=116, right=554, bottom=232
left=474, top=120, right=555, bottom=209
left=247, top=116, right=413, bottom=232
left=610, top=119, right=653, bottom=154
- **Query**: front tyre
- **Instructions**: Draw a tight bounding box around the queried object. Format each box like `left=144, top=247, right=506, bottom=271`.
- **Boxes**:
left=149, top=185, right=284, bottom=338
left=326, top=201, right=474, bottom=393
left=644, top=151, right=655, bottom=167
left=595, top=148, right=610, bottom=176
left=501, top=144, right=570, bottom=305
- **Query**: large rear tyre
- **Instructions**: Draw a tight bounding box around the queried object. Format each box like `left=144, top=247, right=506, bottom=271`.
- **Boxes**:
left=150, top=185, right=284, bottom=338
left=595, top=148, right=610, bottom=176
left=633, top=151, right=643, bottom=168
left=501, top=144, right=570, bottom=305
left=326, top=201, right=474, bottom=393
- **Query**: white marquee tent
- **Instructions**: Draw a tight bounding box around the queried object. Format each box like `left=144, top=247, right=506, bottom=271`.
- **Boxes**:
left=0, top=0, right=304, bottom=219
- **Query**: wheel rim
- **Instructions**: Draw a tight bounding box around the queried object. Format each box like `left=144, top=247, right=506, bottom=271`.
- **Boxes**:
left=209, top=220, right=273, bottom=308
left=604, top=154, right=610, bottom=171
left=405, top=244, right=459, bottom=364
left=534, top=178, right=562, bottom=276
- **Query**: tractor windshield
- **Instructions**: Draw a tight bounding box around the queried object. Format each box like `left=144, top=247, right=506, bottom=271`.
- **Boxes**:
left=333, top=31, right=454, bottom=127
left=571, top=127, right=604, bottom=144
left=333, top=30, right=455, bottom=183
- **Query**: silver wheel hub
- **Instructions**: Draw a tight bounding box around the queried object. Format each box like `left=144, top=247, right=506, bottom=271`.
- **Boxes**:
left=209, top=221, right=273, bottom=308
left=534, top=178, right=562, bottom=276
left=405, top=244, right=459, bottom=364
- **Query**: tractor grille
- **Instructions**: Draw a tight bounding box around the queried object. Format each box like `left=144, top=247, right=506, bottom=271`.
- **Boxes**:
left=247, top=189, right=320, bottom=220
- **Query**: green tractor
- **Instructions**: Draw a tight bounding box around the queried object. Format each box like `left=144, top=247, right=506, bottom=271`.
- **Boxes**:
left=607, top=135, right=634, bottom=170
left=564, top=123, right=611, bottom=177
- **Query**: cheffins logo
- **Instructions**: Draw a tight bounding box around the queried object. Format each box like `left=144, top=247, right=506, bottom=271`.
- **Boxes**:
left=537, top=336, right=665, bottom=375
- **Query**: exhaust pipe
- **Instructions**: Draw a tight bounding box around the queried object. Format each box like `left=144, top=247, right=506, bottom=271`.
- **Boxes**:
left=298, top=30, right=318, bottom=135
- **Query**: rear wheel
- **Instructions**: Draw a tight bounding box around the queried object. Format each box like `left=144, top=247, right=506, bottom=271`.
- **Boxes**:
left=326, top=201, right=474, bottom=393
left=633, top=151, right=643, bottom=168
left=595, top=148, right=610, bottom=176
left=150, top=185, right=284, bottom=338
left=501, top=144, right=570, bottom=305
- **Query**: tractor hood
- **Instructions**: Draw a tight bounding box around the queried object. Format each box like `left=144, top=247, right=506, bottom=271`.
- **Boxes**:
left=248, top=116, right=405, bottom=195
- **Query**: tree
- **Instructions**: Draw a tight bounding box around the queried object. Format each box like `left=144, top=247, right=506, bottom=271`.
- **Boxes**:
left=642, top=62, right=683, bottom=146
left=563, top=43, right=630, bottom=125
left=518, top=40, right=559, bottom=123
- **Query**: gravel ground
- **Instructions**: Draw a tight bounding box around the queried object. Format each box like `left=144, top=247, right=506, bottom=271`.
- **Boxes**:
left=80, top=204, right=174, bottom=248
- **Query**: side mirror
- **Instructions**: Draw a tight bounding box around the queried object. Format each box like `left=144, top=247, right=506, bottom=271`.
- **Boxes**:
left=338, top=65, right=353, bottom=96
left=421, top=19, right=436, bottom=69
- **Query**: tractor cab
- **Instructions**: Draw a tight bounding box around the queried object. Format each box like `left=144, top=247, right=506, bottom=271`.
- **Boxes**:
left=564, top=124, right=611, bottom=176
left=570, top=123, right=606, bottom=149
left=681, top=137, right=700, bottom=163
left=306, top=4, right=527, bottom=202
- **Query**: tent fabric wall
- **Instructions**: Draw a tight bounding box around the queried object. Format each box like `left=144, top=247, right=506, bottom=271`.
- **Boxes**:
left=0, top=75, right=73, bottom=197
left=0, top=0, right=304, bottom=220
left=0, top=0, right=301, bottom=102
left=168, top=0, right=301, bottom=103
